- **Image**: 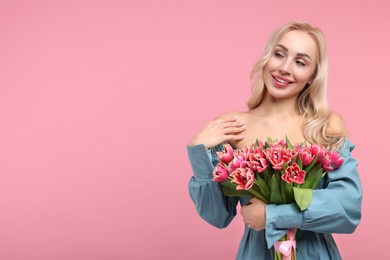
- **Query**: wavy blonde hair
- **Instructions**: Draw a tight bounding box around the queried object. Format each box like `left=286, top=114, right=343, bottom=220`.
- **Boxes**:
left=247, top=21, right=345, bottom=150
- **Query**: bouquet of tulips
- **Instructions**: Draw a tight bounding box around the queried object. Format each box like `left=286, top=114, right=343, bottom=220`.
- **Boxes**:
left=212, top=137, right=344, bottom=260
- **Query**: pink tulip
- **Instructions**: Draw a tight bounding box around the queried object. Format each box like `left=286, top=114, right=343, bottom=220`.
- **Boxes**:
left=321, top=160, right=333, bottom=171
left=266, top=147, right=292, bottom=170
left=227, top=153, right=248, bottom=172
left=310, top=145, right=321, bottom=156
left=300, top=152, right=314, bottom=165
left=247, top=158, right=267, bottom=173
left=316, top=148, right=345, bottom=171
left=281, top=163, right=306, bottom=184
left=329, top=151, right=344, bottom=169
left=252, top=146, right=266, bottom=160
left=319, top=150, right=344, bottom=171
left=231, top=167, right=255, bottom=190
left=216, top=143, right=235, bottom=164
left=241, top=146, right=253, bottom=154
left=295, top=146, right=315, bottom=165
left=278, top=139, right=287, bottom=147
left=268, top=139, right=286, bottom=148
left=212, top=163, right=229, bottom=182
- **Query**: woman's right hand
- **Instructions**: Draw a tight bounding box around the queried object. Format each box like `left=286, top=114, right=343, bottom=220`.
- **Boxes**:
left=189, top=113, right=246, bottom=149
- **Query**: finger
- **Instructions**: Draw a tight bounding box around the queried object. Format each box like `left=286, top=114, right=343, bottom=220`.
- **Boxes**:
left=225, top=134, right=245, bottom=141
left=250, top=198, right=262, bottom=204
left=223, top=125, right=247, bottom=135
left=217, top=116, right=239, bottom=124
left=221, top=120, right=246, bottom=129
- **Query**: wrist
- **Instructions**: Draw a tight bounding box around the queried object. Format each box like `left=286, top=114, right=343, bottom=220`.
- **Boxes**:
left=189, top=136, right=206, bottom=148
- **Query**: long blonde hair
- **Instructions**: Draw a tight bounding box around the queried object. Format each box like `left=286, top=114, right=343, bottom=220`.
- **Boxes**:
left=247, top=21, right=345, bottom=150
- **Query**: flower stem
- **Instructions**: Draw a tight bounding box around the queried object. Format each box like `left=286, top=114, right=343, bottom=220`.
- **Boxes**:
left=249, top=188, right=269, bottom=204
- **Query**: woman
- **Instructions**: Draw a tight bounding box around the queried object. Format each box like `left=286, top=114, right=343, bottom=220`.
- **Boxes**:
left=186, top=21, right=362, bottom=259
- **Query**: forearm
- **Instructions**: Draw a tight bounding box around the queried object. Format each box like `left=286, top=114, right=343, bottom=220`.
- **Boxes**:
left=264, top=140, right=362, bottom=247
left=187, top=144, right=238, bottom=228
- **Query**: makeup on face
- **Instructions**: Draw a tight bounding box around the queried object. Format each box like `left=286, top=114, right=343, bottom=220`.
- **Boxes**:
left=263, top=30, right=317, bottom=98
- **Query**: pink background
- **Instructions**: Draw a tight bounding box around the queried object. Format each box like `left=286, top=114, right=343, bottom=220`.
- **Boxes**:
left=0, top=0, right=389, bottom=259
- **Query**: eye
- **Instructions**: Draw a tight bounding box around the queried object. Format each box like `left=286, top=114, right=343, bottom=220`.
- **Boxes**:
left=295, top=60, right=306, bottom=66
left=274, top=51, right=285, bottom=59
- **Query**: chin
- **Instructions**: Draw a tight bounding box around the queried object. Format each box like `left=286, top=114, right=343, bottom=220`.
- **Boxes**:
left=265, top=88, right=298, bottom=100
left=265, top=82, right=305, bottom=100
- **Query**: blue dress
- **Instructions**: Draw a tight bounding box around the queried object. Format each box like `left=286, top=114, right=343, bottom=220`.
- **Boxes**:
left=187, top=140, right=362, bottom=259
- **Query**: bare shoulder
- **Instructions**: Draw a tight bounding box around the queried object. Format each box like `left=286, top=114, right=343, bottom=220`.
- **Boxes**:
left=327, top=112, right=347, bottom=134
left=215, top=111, right=248, bottom=121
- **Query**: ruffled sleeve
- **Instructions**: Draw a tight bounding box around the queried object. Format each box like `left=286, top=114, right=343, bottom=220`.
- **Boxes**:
left=187, top=144, right=239, bottom=228
left=265, top=140, right=362, bottom=248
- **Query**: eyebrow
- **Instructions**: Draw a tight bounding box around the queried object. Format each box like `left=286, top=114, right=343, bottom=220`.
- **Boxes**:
left=275, top=44, right=312, bottom=61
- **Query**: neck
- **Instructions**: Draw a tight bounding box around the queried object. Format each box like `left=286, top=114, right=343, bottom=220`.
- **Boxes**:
left=253, top=91, right=300, bottom=118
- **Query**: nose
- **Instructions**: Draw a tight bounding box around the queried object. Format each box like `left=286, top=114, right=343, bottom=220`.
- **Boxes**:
left=279, top=60, right=292, bottom=75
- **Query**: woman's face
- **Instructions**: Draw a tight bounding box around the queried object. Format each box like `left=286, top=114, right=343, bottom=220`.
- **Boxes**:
left=263, top=30, right=318, bottom=100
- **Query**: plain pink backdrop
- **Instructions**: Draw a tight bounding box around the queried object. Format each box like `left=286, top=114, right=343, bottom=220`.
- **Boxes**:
left=0, top=0, right=389, bottom=259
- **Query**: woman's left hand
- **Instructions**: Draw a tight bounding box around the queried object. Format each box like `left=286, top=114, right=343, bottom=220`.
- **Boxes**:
left=240, top=198, right=266, bottom=231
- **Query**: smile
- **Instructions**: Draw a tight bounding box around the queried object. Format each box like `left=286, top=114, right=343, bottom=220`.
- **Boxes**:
left=272, top=75, right=293, bottom=87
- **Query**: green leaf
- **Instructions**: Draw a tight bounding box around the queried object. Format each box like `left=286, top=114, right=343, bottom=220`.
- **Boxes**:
left=270, top=174, right=283, bottom=204
left=297, top=153, right=303, bottom=169
left=275, top=171, right=281, bottom=187
left=255, top=177, right=271, bottom=202
left=306, top=163, right=321, bottom=176
left=285, top=135, right=294, bottom=150
left=293, top=187, right=313, bottom=211
left=263, top=168, right=271, bottom=184
left=300, top=167, right=323, bottom=189
left=249, top=185, right=269, bottom=203
left=275, top=251, right=283, bottom=260
left=285, top=181, right=294, bottom=203
left=280, top=179, right=286, bottom=203
left=254, top=138, right=259, bottom=149
left=304, top=155, right=318, bottom=173
left=220, top=181, right=269, bottom=203
left=220, top=182, right=252, bottom=197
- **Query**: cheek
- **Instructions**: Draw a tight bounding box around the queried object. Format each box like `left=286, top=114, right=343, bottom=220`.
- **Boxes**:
left=263, top=59, right=278, bottom=80
left=265, top=58, right=279, bottom=71
left=263, top=69, right=272, bottom=83
left=295, top=70, right=314, bottom=84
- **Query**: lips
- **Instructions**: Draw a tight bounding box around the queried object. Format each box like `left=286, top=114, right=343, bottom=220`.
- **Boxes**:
left=272, top=75, right=294, bottom=87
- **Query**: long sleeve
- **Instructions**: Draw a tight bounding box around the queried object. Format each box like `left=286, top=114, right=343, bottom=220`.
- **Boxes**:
left=187, top=143, right=239, bottom=228
left=265, top=140, right=362, bottom=248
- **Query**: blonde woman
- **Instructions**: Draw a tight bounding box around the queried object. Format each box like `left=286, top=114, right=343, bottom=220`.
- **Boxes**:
left=187, top=21, right=362, bottom=259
